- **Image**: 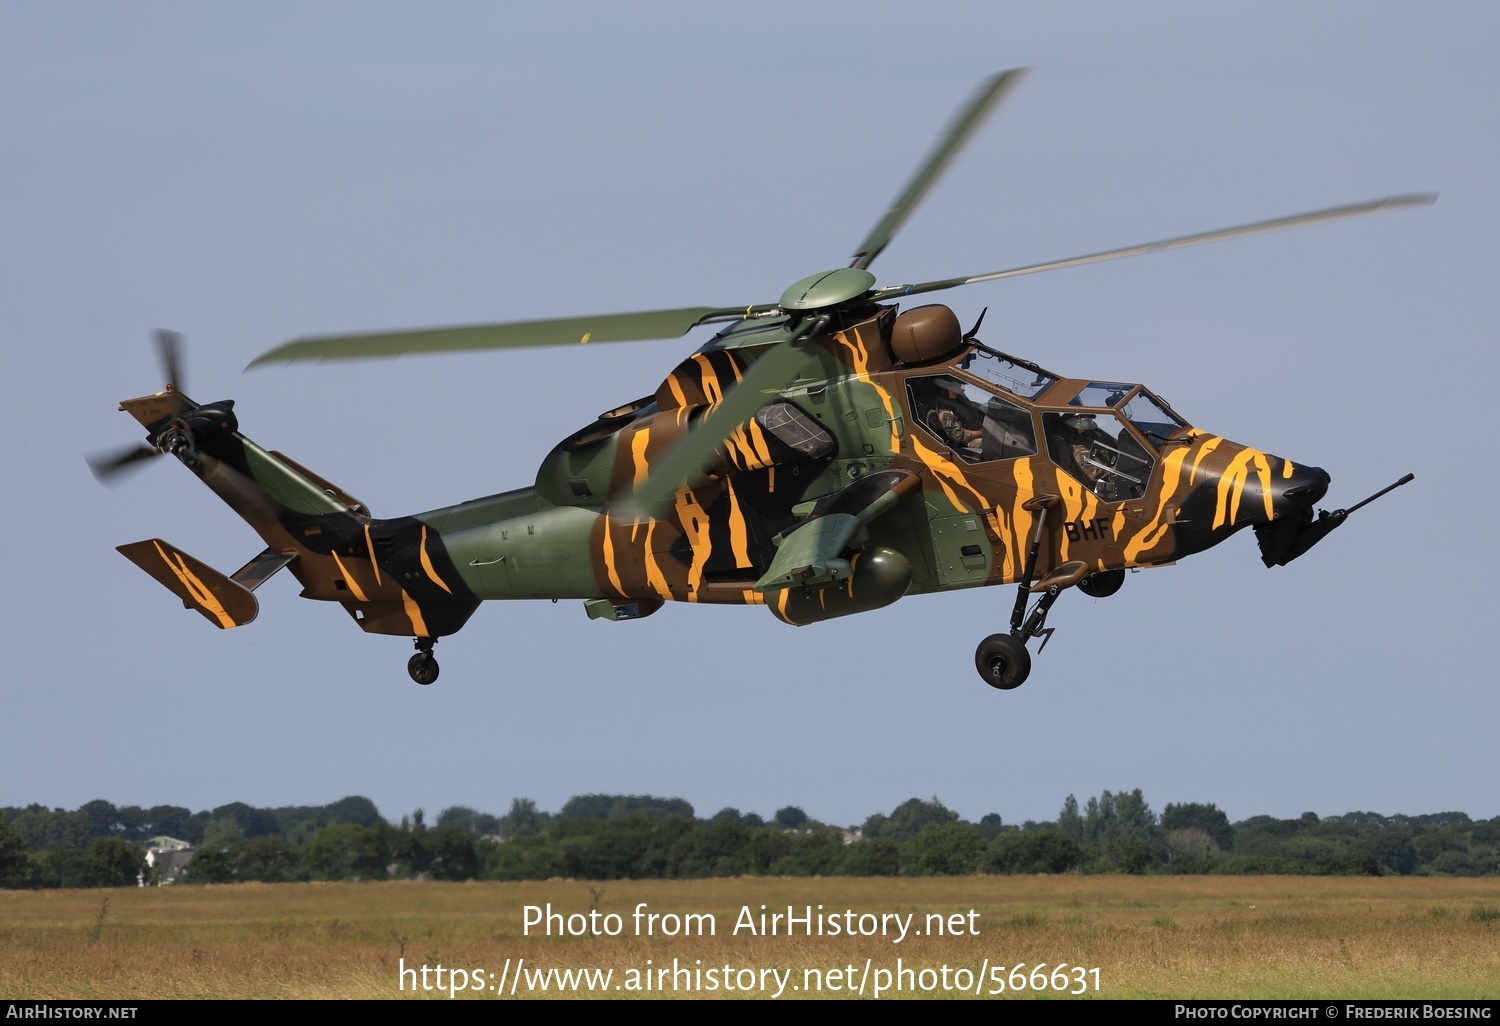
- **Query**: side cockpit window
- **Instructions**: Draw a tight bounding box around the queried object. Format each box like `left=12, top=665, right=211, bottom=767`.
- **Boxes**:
left=1044, top=411, right=1152, bottom=501
left=908, top=375, right=1037, bottom=464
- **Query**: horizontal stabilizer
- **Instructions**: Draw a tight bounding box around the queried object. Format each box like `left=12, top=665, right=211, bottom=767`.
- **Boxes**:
left=117, top=539, right=261, bottom=629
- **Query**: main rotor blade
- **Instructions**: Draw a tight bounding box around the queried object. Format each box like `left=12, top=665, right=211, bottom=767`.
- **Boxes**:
left=870, top=193, right=1438, bottom=301
left=627, top=317, right=829, bottom=517
left=850, top=68, right=1029, bottom=271
left=247, top=306, right=779, bottom=368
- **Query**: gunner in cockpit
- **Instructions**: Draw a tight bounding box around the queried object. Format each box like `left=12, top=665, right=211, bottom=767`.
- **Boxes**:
left=1057, top=413, right=1116, bottom=499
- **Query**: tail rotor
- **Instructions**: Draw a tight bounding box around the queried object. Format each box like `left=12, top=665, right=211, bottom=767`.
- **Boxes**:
left=86, top=329, right=223, bottom=484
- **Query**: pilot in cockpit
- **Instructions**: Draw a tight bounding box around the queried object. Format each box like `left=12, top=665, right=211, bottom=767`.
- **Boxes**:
left=931, top=380, right=983, bottom=450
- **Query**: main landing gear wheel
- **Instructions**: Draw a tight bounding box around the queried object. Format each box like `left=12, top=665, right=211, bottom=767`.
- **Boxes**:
left=408, top=637, right=439, bottom=685
left=408, top=653, right=439, bottom=685
left=975, top=633, right=1031, bottom=690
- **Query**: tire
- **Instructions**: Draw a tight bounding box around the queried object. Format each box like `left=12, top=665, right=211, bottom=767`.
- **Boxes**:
left=408, top=653, right=440, bottom=686
left=974, top=633, right=1031, bottom=690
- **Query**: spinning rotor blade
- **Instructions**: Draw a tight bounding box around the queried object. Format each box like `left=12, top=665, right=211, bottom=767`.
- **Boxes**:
left=248, top=306, right=780, bottom=367
left=249, top=68, right=1026, bottom=370
left=156, top=328, right=185, bottom=393
left=87, top=443, right=161, bottom=485
left=870, top=193, right=1438, bottom=301
left=87, top=327, right=194, bottom=484
left=627, top=316, right=830, bottom=518
left=851, top=68, right=1028, bottom=271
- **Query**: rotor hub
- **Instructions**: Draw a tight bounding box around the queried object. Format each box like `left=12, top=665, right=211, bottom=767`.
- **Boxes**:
left=779, top=268, right=876, bottom=312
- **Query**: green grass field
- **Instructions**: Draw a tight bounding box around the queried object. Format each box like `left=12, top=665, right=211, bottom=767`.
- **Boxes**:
left=3, top=876, right=1497, bottom=999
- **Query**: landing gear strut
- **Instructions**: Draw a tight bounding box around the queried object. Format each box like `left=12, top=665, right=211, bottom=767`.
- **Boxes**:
left=974, top=494, right=1084, bottom=691
left=408, top=637, right=439, bottom=685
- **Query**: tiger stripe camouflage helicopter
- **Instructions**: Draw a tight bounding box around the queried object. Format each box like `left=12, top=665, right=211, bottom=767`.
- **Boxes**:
left=91, top=69, right=1425, bottom=688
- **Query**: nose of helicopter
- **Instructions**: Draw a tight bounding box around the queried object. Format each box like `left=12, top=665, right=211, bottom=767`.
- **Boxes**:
left=1253, top=461, right=1344, bottom=568
left=1171, top=454, right=1330, bottom=561
left=1270, top=461, right=1330, bottom=515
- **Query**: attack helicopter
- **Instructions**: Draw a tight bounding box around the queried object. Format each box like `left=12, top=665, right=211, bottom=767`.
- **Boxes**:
left=91, top=69, right=1426, bottom=688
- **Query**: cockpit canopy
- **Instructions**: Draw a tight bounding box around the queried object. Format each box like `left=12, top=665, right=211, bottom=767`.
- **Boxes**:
left=908, top=345, right=1191, bottom=502
left=907, top=371, right=1039, bottom=464
left=1065, top=380, right=1188, bottom=449
left=955, top=348, right=1057, bottom=400
left=1046, top=380, right=1189, bottom=500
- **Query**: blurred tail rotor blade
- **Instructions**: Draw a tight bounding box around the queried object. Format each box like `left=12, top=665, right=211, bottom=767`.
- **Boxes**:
left=155, top=329, right=185, bottom=393
left=87, top=443, right=161, bottom=485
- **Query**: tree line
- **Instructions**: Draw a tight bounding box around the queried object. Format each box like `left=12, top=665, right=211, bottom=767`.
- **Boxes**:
left=1, top=790, right=1495, bottom=888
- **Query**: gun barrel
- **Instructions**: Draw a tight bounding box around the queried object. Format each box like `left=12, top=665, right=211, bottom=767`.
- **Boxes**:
left=1343, top=473, right=1415, bottom=516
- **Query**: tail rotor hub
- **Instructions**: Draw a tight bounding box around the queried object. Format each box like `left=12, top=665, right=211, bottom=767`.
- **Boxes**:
left=155, top=419, right=198, bottom=464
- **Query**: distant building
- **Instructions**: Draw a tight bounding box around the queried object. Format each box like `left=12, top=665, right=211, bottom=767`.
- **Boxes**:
left=143, top=836, right=194, bottom=885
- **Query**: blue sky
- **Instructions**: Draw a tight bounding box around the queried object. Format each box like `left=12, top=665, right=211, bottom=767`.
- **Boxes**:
left=2, top=2, right=1493, bottom=829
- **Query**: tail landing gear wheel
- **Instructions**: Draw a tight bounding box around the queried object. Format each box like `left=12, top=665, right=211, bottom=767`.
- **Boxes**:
left=408, top=652, right=439, bottom=685
left=975, top=633, right=1031, bottom=690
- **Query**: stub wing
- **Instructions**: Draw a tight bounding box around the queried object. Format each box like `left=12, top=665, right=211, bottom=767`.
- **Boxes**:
left=755, top=469, right=921, bottom=592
